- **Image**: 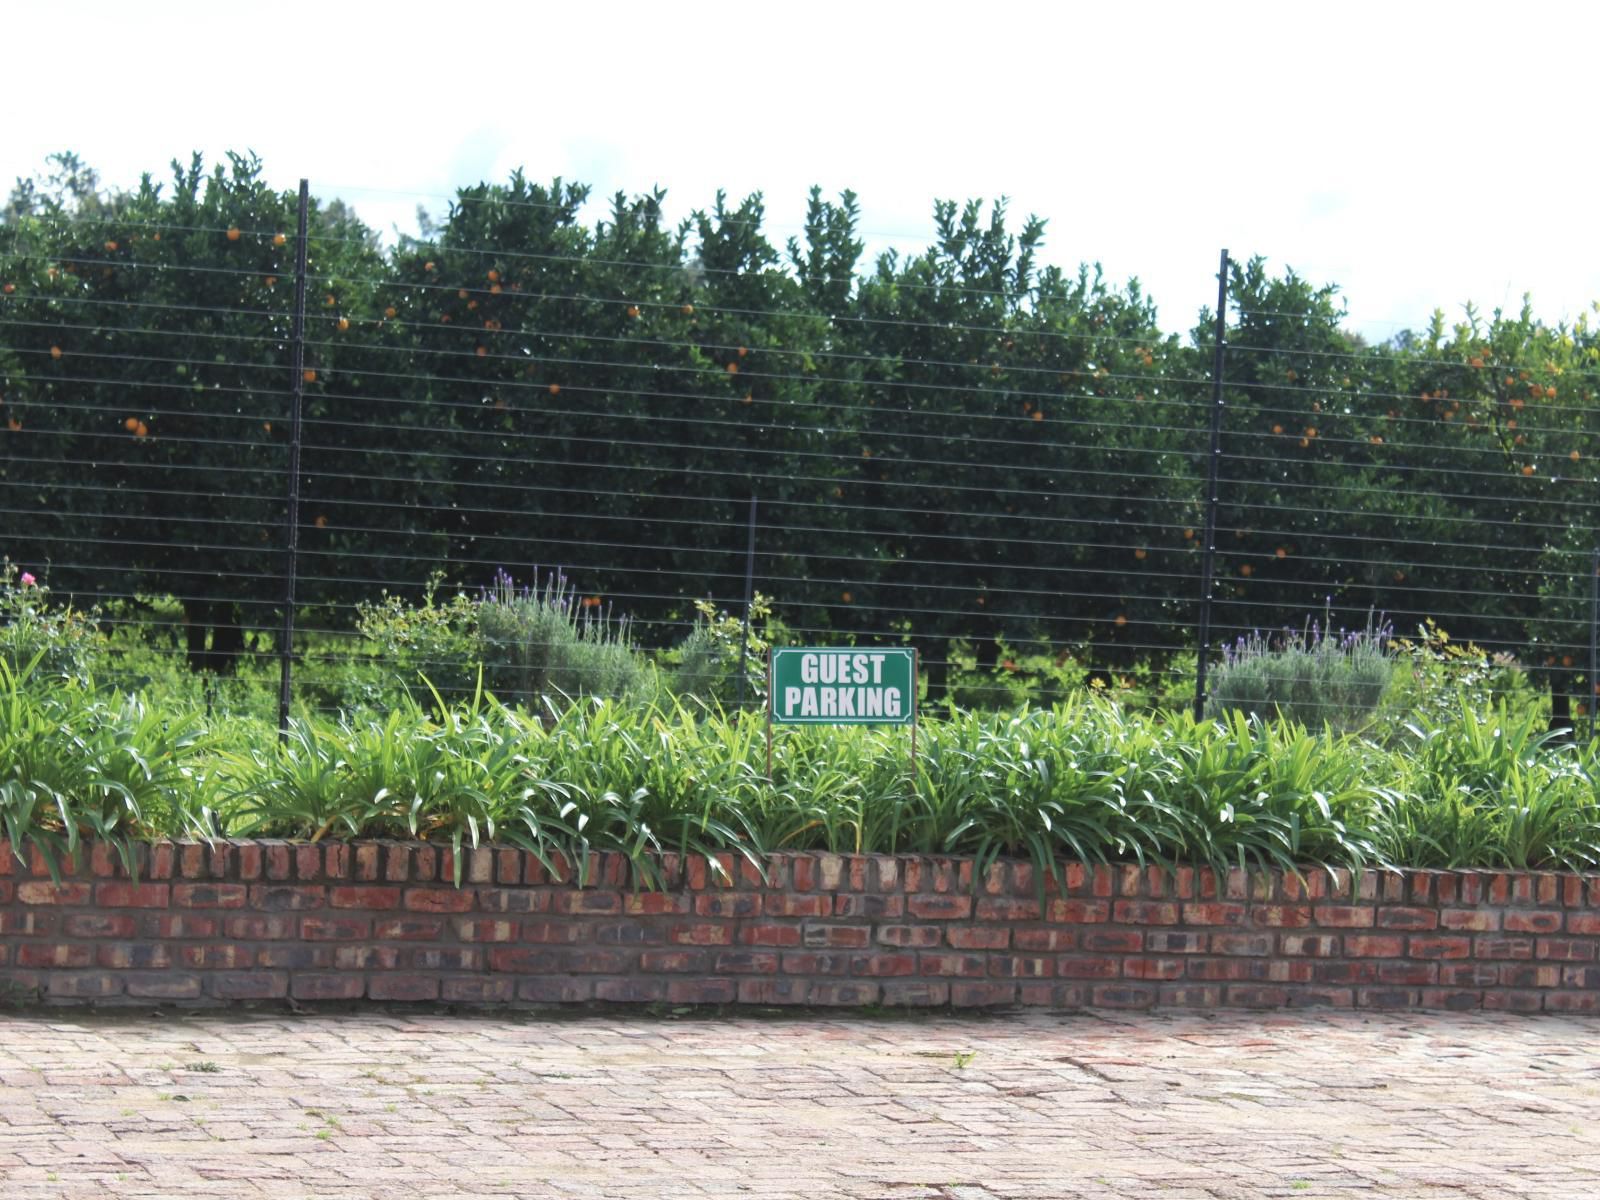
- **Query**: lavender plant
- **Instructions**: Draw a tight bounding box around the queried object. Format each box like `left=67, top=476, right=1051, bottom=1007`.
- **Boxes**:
left=1206, top=605, right=1395, bottom=733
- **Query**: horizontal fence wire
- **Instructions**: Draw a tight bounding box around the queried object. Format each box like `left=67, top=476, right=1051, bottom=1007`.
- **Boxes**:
left=4, top=185, right=1599, bottom=727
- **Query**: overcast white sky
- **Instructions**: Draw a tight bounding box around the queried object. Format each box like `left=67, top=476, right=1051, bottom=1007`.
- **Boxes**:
left=7, top=0, right=1597, bottom=342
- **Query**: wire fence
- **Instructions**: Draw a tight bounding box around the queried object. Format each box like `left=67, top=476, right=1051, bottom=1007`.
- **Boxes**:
left=1, top=170, right=1597, bottom=730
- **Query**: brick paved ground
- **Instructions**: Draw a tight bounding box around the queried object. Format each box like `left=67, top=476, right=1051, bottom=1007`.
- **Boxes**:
left=0, top=1007, right=1596, bottom=1199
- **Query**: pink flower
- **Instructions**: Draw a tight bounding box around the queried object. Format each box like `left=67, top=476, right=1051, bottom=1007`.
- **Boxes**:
left=19, top=572, right=36, bottom=586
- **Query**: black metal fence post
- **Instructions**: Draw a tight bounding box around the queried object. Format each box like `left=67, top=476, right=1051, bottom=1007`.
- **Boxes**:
left=277, top=179, right=310, bottom=737
left=1193, top=248, right=1230, bottom=721
left=736, top=493, right=758, bottom=709
left=1589, top=549, right=1598, bottom=742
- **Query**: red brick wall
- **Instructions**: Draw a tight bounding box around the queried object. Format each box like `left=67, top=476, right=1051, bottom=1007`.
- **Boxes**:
left=2, top=840, right=1598, bottom=1012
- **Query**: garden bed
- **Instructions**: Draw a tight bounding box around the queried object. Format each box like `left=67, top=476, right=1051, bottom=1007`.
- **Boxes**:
left=3, top=840, right=1597, bottom=1013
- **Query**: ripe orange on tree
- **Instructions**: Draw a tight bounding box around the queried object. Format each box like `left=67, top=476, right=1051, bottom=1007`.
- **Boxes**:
left=226, top=226, right=241, bottom=241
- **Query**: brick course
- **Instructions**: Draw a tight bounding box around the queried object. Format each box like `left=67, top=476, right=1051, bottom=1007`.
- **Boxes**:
left=2, top=841, right=1597, bottom=1013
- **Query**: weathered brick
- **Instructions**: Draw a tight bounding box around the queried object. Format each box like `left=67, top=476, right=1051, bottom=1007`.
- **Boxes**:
left=94, top=942, right=169, bottom=969
left=695, top=893, right=759, bottom=918
left=404, top=887, right=475, bottom=913
left=1046, top=899, right=1109, bottom=924
left=907, top=894, right=972, bottom=920
left=335, top=946, right=401, bottom=970
left=294, top=844, right=322, bottom=881
left=372, top=916, right=445, bottom=940
left=736, top=977, right=809, bottom=1005
left=1474, top=936, right=1533, bottom=960
left=17, top=881, right=91, bottom=905
left=781, top=951, right=851, bottom=975
left=1054, top=955, right=1119, bottom=979
left=833, top=893, right=905, bottom=919
left=300, top=915, right=372, bottom=941
left=1440, top=909, right=1500, bottom=932
left=257, top=945, right=332, bottom=969
left=880, top=981, right=949, bottom=1006
left=809, top=981, right=881, bottom=1006
left=454, top=918, right=517, bottom=943
left=987, top=955, right=1052, bottom=979
left=1012, top=928, right=1077, bottom=953
left=946, top=926, right=1010, bottom=951
left=291, top=973, right=365, bottom=1001
left=1181, top=903, right=1245, bottom=926
left=762, top=893, right=829, bottom=918
left=1344, top=935, right=1405, bottom=957
left=918, top=953, right=987, bottom=978
left=1251, top=905, right=1313, bottom=928
left=975, top=897, right=1041, bottom=921
left=1500, top=964, right=1559, bottom=989
left=207, top=971, right=288, bottom=999
left=1420, top=988, right=1482, bottom=1011
left=846, top=952, right=917, bottom=977
left=368, top=975, right=441, bottom=1001
left=47, top=971, right=125, bottom=998
left=1482, top=989, right=1543, bottom=1012
left=1158, top=983, right=1223, bottom=1008
left=713, top=950, right=779, bottom=974
left=63, top=914, right=135, bottom=938
left=622, top=891, right=691, bottom=916
left=249, top=885, right=325, bottom=912
left=1122, top=957, right=1185, bottom=981
left=516, top=919, right=586, bottom=944
left=1312, top=905, right=1374, bottom=929
left=1279, top=935, right=1340, bottom=957
left=669, top=922, right=733, bottom=947
left=1082, top=930, right=1144, bottom=954
left=441, top=976, right=515, bottom=1003
left=1376, top=961, right=1436, bottom=986
left=666, top=978, right=738, bottom=1005
left=518, top=976, right=594, bottom=1002
left=19, top=944, right=93, bottom=969
left=950, top=982, right=1017, bottom=1007
left=1113, top=900, right=1179, bottom=925
left=639, top=949, right=709, bottom=973
left=801, top=923, right=871, bottom=949
left=1537, top=937, right=1598, bottom=962
left=1146, top=931, right=1208, bottom=954
left=1409, top=935, right=1473, bottom=959
left=0, top=910, right=49, bottom=935
left=1089, top=983, right=1157, bottom=1009
left=352, top=843, right=381, bottom=882
left=172, top=883, right=247, bottom=908
left=328, top=886, right=401, bottom=909
left=1376, top=906, right=1438, bottom=931
left=1503, top=910, right=1562, bottom=935
left=181, top=944, right=255, bottom=969
left=262, top=841, right=292, bottom=881
left=223, top=914, right=296, bottom=940
left=141, top=914, right=218, bottom=939
left=125, top=973, right=201, bottom=1000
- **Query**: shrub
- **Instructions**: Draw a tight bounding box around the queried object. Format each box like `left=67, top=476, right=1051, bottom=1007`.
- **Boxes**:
left=1379, top=620, right=1539, bottom=729
left=354, top=573, right=481, bottom=705
left=1206, top=608, right=1394, bottom=732
left=476, top=569, right=650, bottom=708
left=945, top=639, right=1090, bottom=711
left=669, top=595, right=772, bottom=709
left=0, top=560, right=103, bottom=684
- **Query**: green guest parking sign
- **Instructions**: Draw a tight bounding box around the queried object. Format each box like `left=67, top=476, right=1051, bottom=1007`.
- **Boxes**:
left=769, top=648, right=917, bottom=726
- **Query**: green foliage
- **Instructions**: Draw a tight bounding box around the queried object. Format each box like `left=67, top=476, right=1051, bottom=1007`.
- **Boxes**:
left=0, top=656, right=216, bottom=880
left=1206, top=611, right=1395, bottom=733
left=354, top=573, right=481, bottom=704
left=1380, top=620, right=1540, bottom=730
left=945, top=639, right=1090, bottom=711
left=476, top=568, right=650, bottom=708
left=0, top=561, right=103, bottom=683
left=669, top=594, right=773, bottom=709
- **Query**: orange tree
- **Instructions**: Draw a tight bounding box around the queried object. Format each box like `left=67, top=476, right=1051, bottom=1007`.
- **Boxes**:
left=847, top=199, right=1186, bottom=699
left=0, top=152, right=382, bottom=671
